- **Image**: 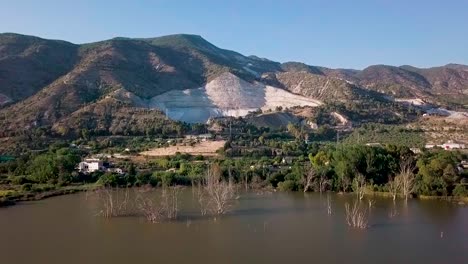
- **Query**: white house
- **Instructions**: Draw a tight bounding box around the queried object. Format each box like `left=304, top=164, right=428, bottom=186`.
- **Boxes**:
left=441, top=141, right=466, bottom=150
left=107, top=167, right=125, bottom=175
left=282, top=157, right=294, bottom=164
left=410, top=148, right=422, bottom=154
left=78, top=159, right=105, bottom=174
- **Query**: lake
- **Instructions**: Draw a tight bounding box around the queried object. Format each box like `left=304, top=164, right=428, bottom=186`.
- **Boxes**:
left=0, top=189, right=467, bottom=264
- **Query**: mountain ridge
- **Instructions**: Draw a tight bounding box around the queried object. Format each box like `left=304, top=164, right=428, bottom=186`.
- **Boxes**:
left=0, top=33, right=467, bottom=138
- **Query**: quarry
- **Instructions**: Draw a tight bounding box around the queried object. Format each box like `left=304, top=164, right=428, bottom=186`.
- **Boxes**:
left=145, top=73, right=322, bottom=123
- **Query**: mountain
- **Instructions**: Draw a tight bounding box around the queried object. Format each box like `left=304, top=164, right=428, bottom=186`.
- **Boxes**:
left=0, top=33, right=467, bottom=140
left=0, top=33, right=78, bottom=103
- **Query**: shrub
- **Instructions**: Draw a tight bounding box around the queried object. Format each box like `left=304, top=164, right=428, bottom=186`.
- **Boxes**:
left=152, top=171, right=176, bottom=186
left=135, top=172, right=152, bottom=186
left=10, top=176, right=29, bottom=185
left=278, top=180, right=297, bottom=191
left=268, top=172, right=285, bottom=187
left=21, top=183, right=33, bottom=191
left=452, top=185, right=468, bottom=197
left=97, top=172, right=119, bottom=186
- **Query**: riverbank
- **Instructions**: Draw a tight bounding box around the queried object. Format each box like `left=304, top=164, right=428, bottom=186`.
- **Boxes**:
left=0, top=184, right=95, bottom=207
left=2, top=184, right=467, bottom=208
left=364, top=190, right=468, bottom=204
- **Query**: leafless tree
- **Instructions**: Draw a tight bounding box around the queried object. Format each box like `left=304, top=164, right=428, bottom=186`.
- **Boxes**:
left=318, top=175, right=331, bottom=194
left=161, top=186, right=181, bottom=219
left=195, top=181, right=209, bottom=216
left=387, top=175, right=401, bottom=201
left=197, top=163, right=236, bottom=215
left=340, top=176, right=351, bottom=192
left=352, top=173, right=366, bottom=200
left=303, top=167, right=317, bottom=193
left=345, top=199, right=369, bottom=229
left=396, top=158, right=416, bottom=201
left=94, top=186, right=130, bottom=218
left=136, top=192, right=163, bottom=223
left=135, top=186, right=181, bottom=223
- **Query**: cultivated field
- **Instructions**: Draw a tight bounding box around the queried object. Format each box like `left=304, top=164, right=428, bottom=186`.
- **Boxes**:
left=140, top=140, right=226, bottom=156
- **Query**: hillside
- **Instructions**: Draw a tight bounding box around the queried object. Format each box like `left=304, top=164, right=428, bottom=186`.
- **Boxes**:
left=0, top=33, right=78, bottom=103
left=0, top=33, right=467, bottom=145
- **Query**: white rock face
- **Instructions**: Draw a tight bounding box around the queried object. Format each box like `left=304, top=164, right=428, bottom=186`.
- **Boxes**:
left=122, top=72, right=322, bottom=123
left=394, top=98, right=426, bottom=106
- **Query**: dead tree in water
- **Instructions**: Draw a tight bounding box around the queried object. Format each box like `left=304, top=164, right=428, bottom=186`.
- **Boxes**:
left=345, top=200, right=369, bottom=229
left=396, top=159, right=416, bottom=202
left=135, top=186, right=181, bottom=223
left=352, top=174, right=366, bottom=200
left=136, top=192, right=163, bottom=223
left=387, top=175, right=401, bottom=201
left=161, top=186, right=180, bottom=220
left=340, top=176, right=351, bottom=193
left=303, top=167, right=317, bottom=193
left=195, top=181, right=208, bottom=216
left=94, top=187, right=130, bottom=218
left=197, top=163, right=236, bottom=215
left=318, top=174, right=330, bottom=194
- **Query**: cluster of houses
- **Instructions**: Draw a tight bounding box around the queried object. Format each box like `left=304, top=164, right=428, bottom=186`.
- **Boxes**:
left=184, top=133, right=213, bottom=141
left=77, top=158, right=124, bottom=174
left=425, top=140, right=466, bottom=150
left=363, top=141, right=466, bottom=154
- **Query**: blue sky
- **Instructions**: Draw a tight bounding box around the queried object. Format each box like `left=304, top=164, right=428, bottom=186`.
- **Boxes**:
left=1, top=0, right=467, bottom=69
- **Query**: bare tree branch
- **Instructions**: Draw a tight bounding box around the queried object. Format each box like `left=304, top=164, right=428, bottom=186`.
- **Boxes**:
left=345, top=199, right=368, bottom=229
left=396, top=158, right=416, bottom=201
left=352, top=173, right=366, bottom=200
left=303, top=167, right=317, bottom=193
left=197, top=164, right=236, bottom=216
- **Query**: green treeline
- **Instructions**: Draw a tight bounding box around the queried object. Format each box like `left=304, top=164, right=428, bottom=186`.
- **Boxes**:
left=1, top=142, right=467, bottom=199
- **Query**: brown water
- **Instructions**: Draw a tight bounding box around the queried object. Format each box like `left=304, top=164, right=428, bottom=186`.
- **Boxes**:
left=0, top=190, right=467, bottom=264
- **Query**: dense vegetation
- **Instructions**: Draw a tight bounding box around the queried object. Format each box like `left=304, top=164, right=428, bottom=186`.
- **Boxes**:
left=1, top=136, right=467, bottom=206
left=344, top=124, right=425, bottom=147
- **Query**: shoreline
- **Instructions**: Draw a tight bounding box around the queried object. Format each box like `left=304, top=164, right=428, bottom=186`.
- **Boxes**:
left=363, top=191, right=468, bottom=204
left=2, top=185, right=467, bottom=208
left=0, top=185, right=95, bottom=208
